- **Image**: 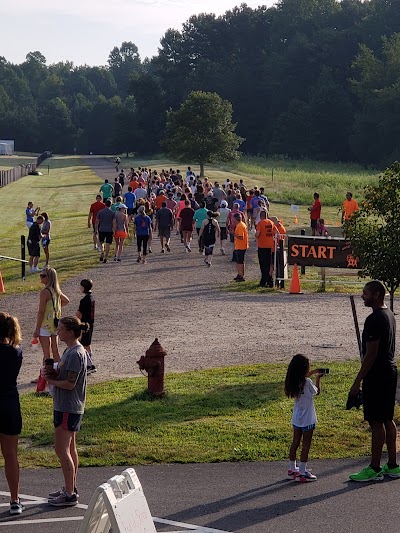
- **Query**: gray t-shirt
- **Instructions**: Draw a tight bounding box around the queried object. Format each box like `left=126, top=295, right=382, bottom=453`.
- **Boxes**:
left=53, top=344, right=87, bottom=414
left=97, top=207, right=115, bottom=232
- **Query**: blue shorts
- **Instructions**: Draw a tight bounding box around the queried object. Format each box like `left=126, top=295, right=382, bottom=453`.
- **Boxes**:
left=293, top=423, right=315, bottom=432
left=54, top=411, right=83, bottom=432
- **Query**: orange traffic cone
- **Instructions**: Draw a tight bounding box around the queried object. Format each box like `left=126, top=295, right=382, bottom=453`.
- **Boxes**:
left=0, top=271, right=4, bottom=293
left=289, top=264, right=303, bottom=294
left=294, top=216, right=299, bottom=224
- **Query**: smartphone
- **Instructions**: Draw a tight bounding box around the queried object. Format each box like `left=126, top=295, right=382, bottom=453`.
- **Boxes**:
left=318, top=368, right=330, bottom=375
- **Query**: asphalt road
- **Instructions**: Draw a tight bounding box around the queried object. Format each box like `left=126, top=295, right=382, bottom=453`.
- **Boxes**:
left=0, top=459, right=398, bottom=532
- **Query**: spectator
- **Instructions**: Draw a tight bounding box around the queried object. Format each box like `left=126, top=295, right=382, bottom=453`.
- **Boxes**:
left=0, top=312, right=24, bottom=515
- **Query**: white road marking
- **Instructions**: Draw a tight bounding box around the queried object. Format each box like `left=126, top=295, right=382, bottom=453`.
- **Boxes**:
left=154, top=517, right=231, bottom=532
left=0, top=492, right=231, bottom=532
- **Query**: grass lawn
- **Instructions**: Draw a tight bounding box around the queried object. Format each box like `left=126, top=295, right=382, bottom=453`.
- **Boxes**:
left=0, top=155, right=37, bottom=170
left=0, top=156, right=103, bottom=294
left=14, top=362, right=394, bottom=468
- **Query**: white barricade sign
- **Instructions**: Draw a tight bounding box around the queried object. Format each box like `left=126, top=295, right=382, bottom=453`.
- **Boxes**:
left=79, top=468, right=156, bottom=533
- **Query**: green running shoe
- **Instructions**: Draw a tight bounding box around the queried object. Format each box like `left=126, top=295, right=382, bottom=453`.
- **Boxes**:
left=349, top=466, right=383, bottom=482
left=382, top=463, right=400, bottom=478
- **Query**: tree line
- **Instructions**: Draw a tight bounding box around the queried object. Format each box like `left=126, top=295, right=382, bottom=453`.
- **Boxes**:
left=1, top=0, right=400, bottom=166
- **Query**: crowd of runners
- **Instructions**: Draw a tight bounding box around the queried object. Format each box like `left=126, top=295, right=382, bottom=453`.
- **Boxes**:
left=88, top=164, right=290, bottom=285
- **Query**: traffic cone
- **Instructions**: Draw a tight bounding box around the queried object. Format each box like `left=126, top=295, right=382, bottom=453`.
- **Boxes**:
left=0, top=271, right=4, bottom=293
left=289, top=264, right=303, bottom=294
left=294, top=216, right=299, bottom=224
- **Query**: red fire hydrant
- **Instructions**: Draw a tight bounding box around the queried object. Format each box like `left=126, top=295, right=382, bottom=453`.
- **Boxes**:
left=136, top=338, right=166, bottom=397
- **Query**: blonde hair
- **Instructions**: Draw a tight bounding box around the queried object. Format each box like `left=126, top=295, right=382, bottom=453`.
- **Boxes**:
left=42, top=267, right=61, bottom=299
left=0, top=312, right=22, bottom=347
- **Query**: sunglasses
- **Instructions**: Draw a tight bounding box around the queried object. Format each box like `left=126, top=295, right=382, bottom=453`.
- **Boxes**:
left=40, top=274, right=48, bottom=278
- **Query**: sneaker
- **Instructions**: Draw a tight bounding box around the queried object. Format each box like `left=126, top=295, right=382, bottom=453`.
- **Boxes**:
left=103, top=258, right=107, bottom=263
left=349, top=466, right=383, bottom=482
left=99, top=254, right=104, bottom=262
left=48, top=487, right=79, bottom=499
left=48, top=491, right=78, bottom=507
left=136, top=257, right=141, bottom=263
left=295, top=470, right=317, bottom=482
left=287, top=468, right=299, bottom=480
left=187, top=246, right=191, bottom=252
left=382, top=463, right=400, bottom=478
left=236, top=276, right=245, bottom=282
left=87, top=365, right=97, bottom=374
left=220, top=248, right=225, bottom=255
left=161, top=249, right=165, bottom=253
left=148, top=248, right=152, bottom=254
left=166, top=244, right=171, bottom=252
left=233, top=275, right=240, bottom=280
left=185, top=248, right=189, bottom=253
left=117, top=258, right=121, bottom=262
left=10, top=500, right=24, bottom=515
left=113, top=256, right=117, bottom=261
left=142, top=258, right=147, bottom=264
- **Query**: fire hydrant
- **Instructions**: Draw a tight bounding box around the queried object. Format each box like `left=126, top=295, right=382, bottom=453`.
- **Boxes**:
left=136, top=338, right=166, bottom=397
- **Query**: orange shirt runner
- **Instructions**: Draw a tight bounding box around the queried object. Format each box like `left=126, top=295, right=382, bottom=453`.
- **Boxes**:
left=234, top=221, right=249, bottom=250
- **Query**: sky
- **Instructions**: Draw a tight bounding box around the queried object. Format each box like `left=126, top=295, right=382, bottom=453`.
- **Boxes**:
left=1, top=0, right=276, bottom=67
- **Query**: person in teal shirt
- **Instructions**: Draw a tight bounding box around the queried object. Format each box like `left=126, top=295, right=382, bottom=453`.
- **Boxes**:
left=99, top=180, right=113, bottom=201
left=193, top=201, right=208, bottom=253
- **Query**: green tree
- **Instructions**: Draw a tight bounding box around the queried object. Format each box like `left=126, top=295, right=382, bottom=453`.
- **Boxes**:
left=344, top=162, right=400, bottom=311
left=163, top=91, right=243, bottom=177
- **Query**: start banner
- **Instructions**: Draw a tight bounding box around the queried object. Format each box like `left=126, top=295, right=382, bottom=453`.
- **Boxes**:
left=287, top=236, right=359, bottom=268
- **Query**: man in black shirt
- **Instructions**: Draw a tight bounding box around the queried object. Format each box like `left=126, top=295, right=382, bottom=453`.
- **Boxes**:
left=349, top=281, right=399, bottom=481
left=27, top=215, right=43, bottom=273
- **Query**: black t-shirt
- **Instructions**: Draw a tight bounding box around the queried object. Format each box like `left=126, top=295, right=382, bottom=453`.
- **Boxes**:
left=205, top=197, right=218, bottom=211
left=0, top=344, right=22, bottom=399
left=28, top=222, right=41, bottom=243
left=78, top=293, right=95, bottom=326
left=362, top=308, right=396, bottom=374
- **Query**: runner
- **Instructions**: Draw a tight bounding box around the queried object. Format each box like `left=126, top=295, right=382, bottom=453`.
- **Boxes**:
left=233, top=213, right=249, bottom=282
left=95, top=199, right=115, bottom=263
left=87, top=195, right=105, bottom=251
left=199, top=211, right=220, bottom=267
left=99, top=179, right=113, bottom=202
left=193, top=201, right=208, bottom=253
left=218, top=200, right=231, bottom=255
left=179, top=200, right=195, bottom=252
left=155, top=202, right=173, bottom=253
left=123, top=186, right=136, bottom=223
left=134, top=205, right=152, bottom=264
left=113, top=205, right=129, bottom=261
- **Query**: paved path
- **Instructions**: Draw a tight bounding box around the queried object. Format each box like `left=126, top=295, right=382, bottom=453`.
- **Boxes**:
left=0, top=459, right=398, bottom=532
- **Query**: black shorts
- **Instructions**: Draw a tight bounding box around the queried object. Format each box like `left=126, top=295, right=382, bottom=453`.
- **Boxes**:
left=80, top=328, right=93, bottom=347
left=28, top=241, right=40, bottom=257
left=220, top=227, right=227, bottom=240
left=311, top=219, right=318, bottom=229
left=363, top=368, right=398, bottom=422
left=234, top=249, right=246, bottom=264
left=204, top=244, right=215, bottom=256
left=127, top=208, right=134, bottom=216
left=99, top=231, right=113, bottom=244
left=54, top=411, right=83, bottom=432
left=0, top=398, right=22, bottom=435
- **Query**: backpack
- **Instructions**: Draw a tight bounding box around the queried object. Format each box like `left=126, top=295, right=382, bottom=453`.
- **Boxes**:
left=202, top=219, right=216, bottom=247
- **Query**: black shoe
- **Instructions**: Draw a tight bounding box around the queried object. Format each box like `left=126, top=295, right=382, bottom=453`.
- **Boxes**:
left=103, top=258, right=107, bottom=263
left=99, top=254, right=104, bottom=262
left=87, top=365, right=97, bottom=374
left=234, top=275, right=240, bottom=280
left=166, top=244, right=171, bottom=252
left=237, top=277, right=245, bottom=282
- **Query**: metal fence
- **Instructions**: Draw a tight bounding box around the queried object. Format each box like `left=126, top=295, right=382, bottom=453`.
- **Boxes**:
left=0, top=151, right=51, bottom=188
